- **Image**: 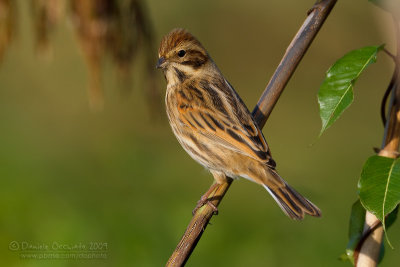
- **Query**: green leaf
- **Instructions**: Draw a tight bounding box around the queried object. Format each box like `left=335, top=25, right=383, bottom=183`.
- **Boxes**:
left=359, top=156, right=400, bottom=221
left=318, top=45, right=383, bottom=136
left=341, top=199, right=366, bottom=264
left=358, top=155, right=400, bottom=245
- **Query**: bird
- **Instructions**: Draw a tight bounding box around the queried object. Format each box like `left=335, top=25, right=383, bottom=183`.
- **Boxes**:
left=156, top=28, right=321, bottom=220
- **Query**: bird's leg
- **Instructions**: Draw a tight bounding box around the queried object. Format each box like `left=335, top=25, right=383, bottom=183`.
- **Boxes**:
left=192, top=182, right=219, bottom=215
left=192, top=171, right=228, bottom=215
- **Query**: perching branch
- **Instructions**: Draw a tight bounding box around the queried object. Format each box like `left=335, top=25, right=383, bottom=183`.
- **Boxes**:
left=354, top=16, right=400, bottom=267
left=166, top=1, right=337, bottom=266
left=252, top=0, right=337, bottom=125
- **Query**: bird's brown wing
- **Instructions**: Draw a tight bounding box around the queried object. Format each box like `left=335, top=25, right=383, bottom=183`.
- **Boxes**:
left=176, top=79, right=276, bottom=168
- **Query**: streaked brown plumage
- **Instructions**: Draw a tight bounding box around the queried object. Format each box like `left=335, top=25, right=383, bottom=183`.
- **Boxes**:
left=157, top=28, right=321, bottom=220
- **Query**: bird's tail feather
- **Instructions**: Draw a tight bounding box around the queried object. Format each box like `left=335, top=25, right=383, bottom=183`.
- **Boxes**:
left=262, top=170, right=321, bottom=220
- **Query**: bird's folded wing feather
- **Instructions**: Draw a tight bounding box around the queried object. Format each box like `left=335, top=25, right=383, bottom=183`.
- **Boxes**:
left=176, top=80, right=275, bottom=168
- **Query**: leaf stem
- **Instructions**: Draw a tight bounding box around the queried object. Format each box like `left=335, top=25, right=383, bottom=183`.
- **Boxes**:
left=383, top=48, right=396, bottom=61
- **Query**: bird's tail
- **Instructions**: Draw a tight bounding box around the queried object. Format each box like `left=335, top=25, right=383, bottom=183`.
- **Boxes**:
left=262, top=169, right=321, bottom=220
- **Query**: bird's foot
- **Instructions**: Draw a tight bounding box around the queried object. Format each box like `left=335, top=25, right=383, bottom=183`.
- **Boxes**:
left=192, top=182, right=220, bottom=215
left=192, top=198, right=218, bottom=215
left=192, top=192, right=219, bottom=215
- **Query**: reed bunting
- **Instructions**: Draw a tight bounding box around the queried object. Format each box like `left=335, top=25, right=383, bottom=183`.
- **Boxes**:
left=157, top=28, right=321, bottom=220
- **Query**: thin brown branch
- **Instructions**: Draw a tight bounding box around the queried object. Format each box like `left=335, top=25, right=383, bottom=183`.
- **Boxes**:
left=252, top=0, right=337, bottom=126
left=383, top=48, right=396, bottom=61
left=380, top=68, right=397, bottom=125
left=166, top=1, right=337, bottom=266
left=355, top=15, right=400, bottom=267
left=166, top=180, right=232, bottom=266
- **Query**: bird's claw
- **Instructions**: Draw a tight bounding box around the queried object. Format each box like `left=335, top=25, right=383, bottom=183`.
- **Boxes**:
left=192, top=198, right=219, bottom=215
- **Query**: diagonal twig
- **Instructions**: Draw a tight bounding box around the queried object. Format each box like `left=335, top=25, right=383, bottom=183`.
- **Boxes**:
left=166, top=1, right=337, bottom=266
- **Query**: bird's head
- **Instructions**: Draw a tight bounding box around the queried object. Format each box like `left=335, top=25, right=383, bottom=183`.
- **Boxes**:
left=157, top=29, right=211, bottom=83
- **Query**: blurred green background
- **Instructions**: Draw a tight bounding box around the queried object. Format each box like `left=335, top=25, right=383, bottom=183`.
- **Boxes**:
left=0, top=0, right=399, bottom=266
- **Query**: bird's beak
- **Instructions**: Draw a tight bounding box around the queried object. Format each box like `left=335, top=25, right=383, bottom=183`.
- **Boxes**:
left=156, top=57, right=166, bottom=69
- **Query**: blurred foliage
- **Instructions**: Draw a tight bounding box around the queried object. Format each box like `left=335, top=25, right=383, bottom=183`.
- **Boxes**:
left=0, top=0, right=399, bottom=267
left=0, top=0, right=16, bottom=62
left=69, top=0, right=159, bottom=110
left=30, top=0, right=63, bottom=56
left=0, top=0, right=160, bottom=112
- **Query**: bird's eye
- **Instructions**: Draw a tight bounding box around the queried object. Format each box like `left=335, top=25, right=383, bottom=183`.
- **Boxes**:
left=177, top=50, right=186, bottom=57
